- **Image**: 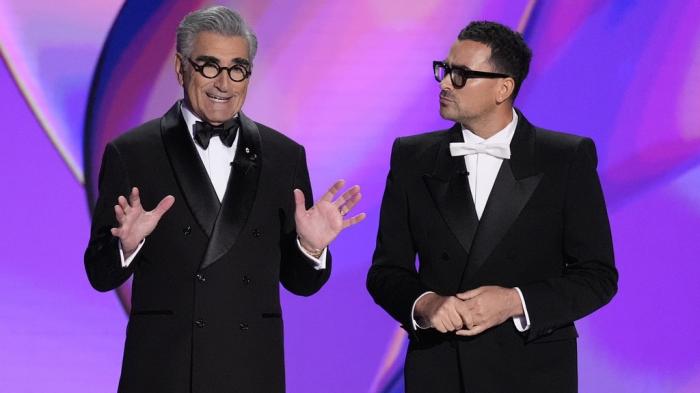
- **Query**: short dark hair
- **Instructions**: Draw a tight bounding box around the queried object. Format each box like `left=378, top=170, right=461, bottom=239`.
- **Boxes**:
left=458, top=21, right=532, bottom=100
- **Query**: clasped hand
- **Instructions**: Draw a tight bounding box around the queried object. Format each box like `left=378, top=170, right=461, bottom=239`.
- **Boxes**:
left=415, top=286, right=524, bottom=336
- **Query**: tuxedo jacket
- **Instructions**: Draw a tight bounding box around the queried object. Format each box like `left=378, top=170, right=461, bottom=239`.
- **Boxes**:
left=367, top=110, right=617, bottom=393
left=84, top=102, right=331, bottom=393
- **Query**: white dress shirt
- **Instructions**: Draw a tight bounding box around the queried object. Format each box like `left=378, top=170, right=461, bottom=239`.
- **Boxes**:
left=119, top=104, right=326, bottom=269
left=411, top=109, right=531, bottom=332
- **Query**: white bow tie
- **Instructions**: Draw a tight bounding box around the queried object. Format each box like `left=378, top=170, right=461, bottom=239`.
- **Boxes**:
left=449, top=141, right=511, bottom=159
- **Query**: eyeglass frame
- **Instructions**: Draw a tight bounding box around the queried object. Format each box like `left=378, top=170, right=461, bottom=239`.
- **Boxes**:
left=187, top=57, right=252, bottom=82
left=433, top=61, right=511, bottom=89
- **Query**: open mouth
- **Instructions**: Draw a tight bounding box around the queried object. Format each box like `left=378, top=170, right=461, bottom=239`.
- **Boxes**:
left=206, top=92, right=232, bottom=103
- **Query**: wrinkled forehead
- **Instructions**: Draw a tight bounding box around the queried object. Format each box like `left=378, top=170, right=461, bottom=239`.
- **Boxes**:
left=446, top=39, right=493, bottom=70
left=190, top=32, right=250, bottom=64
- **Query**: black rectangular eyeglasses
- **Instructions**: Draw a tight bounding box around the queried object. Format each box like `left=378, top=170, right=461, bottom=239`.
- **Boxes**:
left=433, top=61, right=511, bottom=89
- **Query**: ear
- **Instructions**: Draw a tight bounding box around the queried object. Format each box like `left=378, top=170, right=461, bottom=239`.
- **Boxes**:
left=175, top=53, right=185, bottom=86
left=496, top=77, right=515, bottom=104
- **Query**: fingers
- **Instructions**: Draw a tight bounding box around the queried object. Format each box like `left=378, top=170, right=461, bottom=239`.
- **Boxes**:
left=454, top=300, right=475, bottom=329
left=337, top=190, right=362, bottom=216
left=433, top=319, right=448, bottom=334
left=459, top=309, right=477, bottom=330
left=114, top=204, right=126, bottom=224
left=129, top=187, right=142, bottom=209
left=332, top=185, right=361, bottom=208
left=448, top=308, right=464, bottom=331
left=455, top=325, right=486, bottom=336
left=336, top=186, right=364, bottom=227
left=118, top=195, right=129, bottom=213
left=429, top=297, right=465, bottom=333
left=293, top=189, right=307, bottom=214
left=153, top=195, right=175, bottom=217
left=319, top=179, right=345, bottom=203
left=456, top=286, right=485, bottom=300
left=342, top=213, right=367, bottom=228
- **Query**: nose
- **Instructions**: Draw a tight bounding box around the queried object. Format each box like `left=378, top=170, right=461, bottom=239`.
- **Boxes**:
left=440, top=74, right=454, bottom=90
left=213, top=71, right=230, bottom=91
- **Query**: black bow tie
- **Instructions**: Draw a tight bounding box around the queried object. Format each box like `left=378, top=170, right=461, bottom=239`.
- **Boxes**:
left=193, top=118, right=239, bottom=149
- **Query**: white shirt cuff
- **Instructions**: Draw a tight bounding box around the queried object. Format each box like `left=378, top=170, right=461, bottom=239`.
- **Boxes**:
left=512, top=287, right=531, bottom=332
left=411, top=291, right=435, bottom=330
left=296, top=238, right=327, bottom=270
left=119, top=239, right=145, bottom=268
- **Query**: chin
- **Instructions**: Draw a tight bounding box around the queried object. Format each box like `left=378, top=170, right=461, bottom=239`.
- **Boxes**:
left=439, top=109, right=457, bottom=122
left=202, top=108, right=237, bottom=123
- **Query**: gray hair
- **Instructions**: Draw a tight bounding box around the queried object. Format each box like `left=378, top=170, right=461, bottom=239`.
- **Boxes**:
left=176, top=6, right=258, bottom=62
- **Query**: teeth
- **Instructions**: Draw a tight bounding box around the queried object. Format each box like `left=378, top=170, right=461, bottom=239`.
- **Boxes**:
left=207, top=93, right=230, bottom=101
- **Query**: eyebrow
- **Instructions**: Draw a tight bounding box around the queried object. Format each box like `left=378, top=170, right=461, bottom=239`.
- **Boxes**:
left=193, top=55, right=251, bottom=67
left=445, top=60, right=472, bottom=71
left=233, top=57, right=251, bottom=67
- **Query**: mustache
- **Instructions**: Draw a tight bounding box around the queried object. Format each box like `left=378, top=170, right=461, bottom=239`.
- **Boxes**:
left=440, top=91, right=455, bottom=101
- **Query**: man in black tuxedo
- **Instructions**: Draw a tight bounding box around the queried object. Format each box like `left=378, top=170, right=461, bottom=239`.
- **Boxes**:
left=85, top=6, right=364, bottom=393
left=367, top=21, right=617, bottom=392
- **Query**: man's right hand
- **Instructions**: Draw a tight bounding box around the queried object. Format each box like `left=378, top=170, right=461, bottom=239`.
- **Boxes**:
left=111, top=187, right=175, bottom=258
left=414, top=293, right=473, bottom=333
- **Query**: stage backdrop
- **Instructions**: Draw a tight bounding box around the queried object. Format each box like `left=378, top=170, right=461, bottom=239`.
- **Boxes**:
left=1, top=1, right=698, bottom=392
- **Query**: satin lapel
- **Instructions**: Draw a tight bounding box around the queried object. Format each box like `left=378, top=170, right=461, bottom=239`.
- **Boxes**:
left=463, top=110, right=543, bottom=280
left=200, top=111, right=262, bottom=270
left=161, top=102, right=220, bottom=237
left=423, top=123, right=480, bottom=255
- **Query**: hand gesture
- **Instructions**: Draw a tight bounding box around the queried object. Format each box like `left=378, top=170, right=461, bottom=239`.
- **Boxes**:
left=294, top=179, right=366, bottom=254
left=414, top=293, right=468, bottom=333
left=111, top=187, right=175, bottom=257
left=454, top=286, right=523, bottom=336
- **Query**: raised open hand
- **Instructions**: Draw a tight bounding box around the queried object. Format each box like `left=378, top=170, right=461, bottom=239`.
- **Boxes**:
left=110, top=187, right=175, bottom=257
left=294, top=179, right=366, bottom=255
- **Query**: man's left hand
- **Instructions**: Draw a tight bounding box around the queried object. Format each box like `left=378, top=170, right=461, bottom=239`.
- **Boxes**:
left=294, top=179, right=366, bottom=255
left=454, top=286, right=523, bottom=336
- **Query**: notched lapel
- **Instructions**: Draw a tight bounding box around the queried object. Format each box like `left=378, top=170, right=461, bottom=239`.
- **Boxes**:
left=423, top=124, right=479, bottom=255
left=200, top=112, right=262, bottom=270
left=161, top=102, right=220, bottom=237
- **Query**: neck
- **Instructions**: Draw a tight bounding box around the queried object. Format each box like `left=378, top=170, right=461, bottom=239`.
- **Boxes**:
left=462, top=104, right=513, bottom=139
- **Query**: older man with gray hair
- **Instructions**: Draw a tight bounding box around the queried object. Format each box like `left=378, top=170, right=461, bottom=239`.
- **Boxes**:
left=84, top=6, right=365, bottom=393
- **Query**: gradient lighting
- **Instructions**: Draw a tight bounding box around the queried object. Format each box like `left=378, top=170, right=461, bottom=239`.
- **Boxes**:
left=0, top=1, right=122, bottom=182
left=1, top=0, right=698, bottom=392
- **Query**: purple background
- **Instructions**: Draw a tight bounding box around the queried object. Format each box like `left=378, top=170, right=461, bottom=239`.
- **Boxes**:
left=1, top=1, right=699, bottom=392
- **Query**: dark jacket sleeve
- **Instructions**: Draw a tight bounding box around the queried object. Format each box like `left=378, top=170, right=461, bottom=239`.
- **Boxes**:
left=519, top=138, right=618, bottom=340
left=279, top=145, right=332, bottom=296
left=84, top=143, right=139, bottom=292
left=367, top=138, right=429, bottom=331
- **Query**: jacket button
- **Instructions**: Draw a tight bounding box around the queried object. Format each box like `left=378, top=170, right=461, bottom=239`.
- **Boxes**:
left=183, top=225, right=192, bottom=236
left=194, top=319, right=206, bottom=328
left=239, top=322, right=249, bottom=331
left=242, top=276, right=251, bottom=285
left=252, top=228, right=262, bottom=238
left=441, top=251, right=450, bottom=261
left=195, top=273, right=206, bottom=282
